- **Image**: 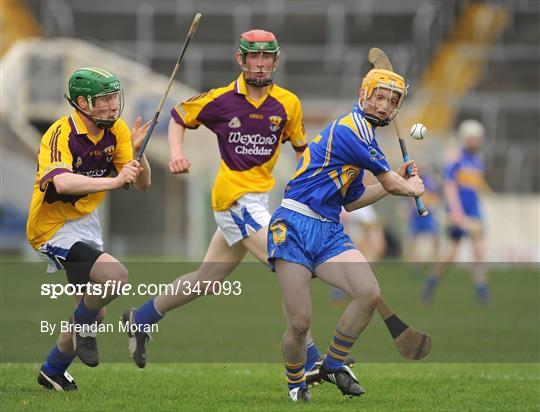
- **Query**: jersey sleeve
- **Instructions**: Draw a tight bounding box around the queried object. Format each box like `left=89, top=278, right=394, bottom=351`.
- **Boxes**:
left=343, top=171, right=366, bottom=204
left=338, top=126, right=391, bottom=176
left=38, top=122, right=74, bottom=191
left=112, top=119, right=134, bottom=173
left=170, top=90, right=216, bottom=129
left=281, top=94, right=308, bottom=152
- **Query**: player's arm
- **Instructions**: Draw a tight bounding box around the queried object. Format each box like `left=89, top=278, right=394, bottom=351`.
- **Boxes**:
left=168, top=118, right=190, bottom=174
left=283, top=94, right=308, bottom=160
left=377, top=170, right=424, bottom=197
left=444, top=180, right=465, bottom=226
left=442, top=160, right=465, bottom=226
left=168, top=91, right=214, bottom=174
left=52, top=167, right=138, bottom=195
left=130, top=116, right=152, bottom=192
left=343, top=184, right=387, bottom=211
left=345, top=160, right=419, bottom=211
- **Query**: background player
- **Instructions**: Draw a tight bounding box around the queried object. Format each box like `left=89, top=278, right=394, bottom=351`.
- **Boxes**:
left=422, top=119, right=491, bottom=304
left=267, top=68, right=424, bottom=401
left=123, top=30, right=326, bottom=373
left=405, top=165, right=440, bottom=275
left=27, top=67, right=151, bottom=391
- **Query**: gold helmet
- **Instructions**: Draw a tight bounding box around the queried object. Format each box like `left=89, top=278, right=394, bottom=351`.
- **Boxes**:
left=359, top=68, right=408, bottom=127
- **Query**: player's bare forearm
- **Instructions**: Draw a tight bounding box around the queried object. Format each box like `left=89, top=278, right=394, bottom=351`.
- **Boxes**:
left=52, top=173, right=118, bottom=195
left=344, top=183, right=388, bottom=211
left=168, top=118, right=186, bottom=159
left=133, top=154, right=151, bottom=192
left=377, top=171, right=423, bottom=197
left=444, top=181, right=464, bottom=217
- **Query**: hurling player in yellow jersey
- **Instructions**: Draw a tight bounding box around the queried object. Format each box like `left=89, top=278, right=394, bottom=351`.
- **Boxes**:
left=27, top=67, right=151, bottom=391
left=122, top=30, right=331, bottom=373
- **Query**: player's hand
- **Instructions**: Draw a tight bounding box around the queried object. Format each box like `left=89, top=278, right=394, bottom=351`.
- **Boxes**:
left=169, top=155, right=191, bottom=174
left=131, top=116, right=152, bottom=152
left=116, top=160, right=140, bottom=187
left=450, top=210, right=465, bottom=227
left=398, top=159, right=418, bottom=178
left=408, top=175, right=425, bottom=197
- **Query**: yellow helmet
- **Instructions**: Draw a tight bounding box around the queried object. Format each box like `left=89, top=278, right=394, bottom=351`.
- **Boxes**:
left=359, top=68, right=408, bottom=126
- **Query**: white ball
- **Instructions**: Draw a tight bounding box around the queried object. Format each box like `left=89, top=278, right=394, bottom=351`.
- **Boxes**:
left=410, top=123, right=427, bottom=140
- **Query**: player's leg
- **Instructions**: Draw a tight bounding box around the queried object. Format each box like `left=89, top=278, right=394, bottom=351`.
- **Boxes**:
left=61, top=245, right=127, bottom=367
left=38, top=243, right=109, bottom=391
left=312, top=249, right=372, bottom=396
left=275, top=259, right=312, bottom=402
left=241, top=225, right=322, bottom=372
left=123, top=229, right=247, bottom=368
left=155, top=229, right=247, bottom=313
left=470, top=229, right=489, bottom=304
left=422, top=233, right=461, bottom=302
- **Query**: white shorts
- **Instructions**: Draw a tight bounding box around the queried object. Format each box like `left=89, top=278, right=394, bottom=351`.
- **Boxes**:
left=342, top=205, right=379, bottom=225
left=214, top=193, right=271, bottom=246
left=37, top=210, right=104, bottom=273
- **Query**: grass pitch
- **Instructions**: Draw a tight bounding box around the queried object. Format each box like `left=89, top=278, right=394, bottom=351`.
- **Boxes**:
left=1, top=260, right=539, bottom=410
left=2, top=363, right=539, bottom=411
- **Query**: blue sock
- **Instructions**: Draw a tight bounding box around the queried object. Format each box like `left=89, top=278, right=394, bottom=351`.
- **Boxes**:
left=42, top=346, right=75, bottom=376
left=323, top=328, right=356, bottom=370
left=74, top=298, right=100, bottom=325
left=134, top=299, right=164, bottom=326
left=422, top=276, right=439, bottom=300
left=305, top=340, right=320, bottom=372
left=475, top=284, right=489, bottom=303
left=284, top=360, right=307, bottom=391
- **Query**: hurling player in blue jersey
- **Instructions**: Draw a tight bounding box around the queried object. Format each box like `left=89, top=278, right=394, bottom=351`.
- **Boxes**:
left=422, top=119, right=491, bottom=304
left=267, top=69, right=425, bottom=402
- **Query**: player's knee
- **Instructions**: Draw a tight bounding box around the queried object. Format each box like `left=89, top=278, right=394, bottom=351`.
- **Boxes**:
left=289, top=313, right=311, bottom=337
left=109, top=263, right=129, bottom=286
left=365, top=284, right=381, bottom=307
left=95, top=307, right=106, bottom=323
left=353, top=282, right=381, bottom=308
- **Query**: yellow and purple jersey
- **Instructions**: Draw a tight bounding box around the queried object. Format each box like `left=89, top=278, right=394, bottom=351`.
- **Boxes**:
left=443, top=149, right=484, bottom=218
left=27, top=111, right=133, bottom=249
left=283, top=104, right=391, bottom=222
left=170, top=74, right=307, bottom=211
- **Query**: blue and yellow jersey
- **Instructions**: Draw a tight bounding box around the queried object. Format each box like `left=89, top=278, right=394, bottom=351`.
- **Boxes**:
left=443, top=149, right=484, bottom=217
left=409, top=174, right=440, bottom=234
left=283, top=104, right=391, bottom=222
left=27, top=111, right=133, bottom=249
left=170, top=74, right=307, bottom=211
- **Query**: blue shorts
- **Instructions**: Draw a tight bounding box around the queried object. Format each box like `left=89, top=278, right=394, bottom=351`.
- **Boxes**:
left=267, top=207, right=356, bottom=273
left=409, top=214, right=438, bottom=236
left=447, top=216, right=484, bottom=240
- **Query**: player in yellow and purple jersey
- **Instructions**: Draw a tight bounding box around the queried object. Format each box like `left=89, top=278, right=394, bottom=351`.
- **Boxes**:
left=422, top=119, right=491, bottom=304
left=27, top=67, right=151, bottom=391
left=123, top=30, right=333, bottom=376
left=267, top=68, right=425, bottom=401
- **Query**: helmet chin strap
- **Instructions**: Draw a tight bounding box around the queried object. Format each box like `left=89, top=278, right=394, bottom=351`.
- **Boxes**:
left=64, top=94, right=116, bottom=130
left=364, top=113, right=391, bottom=127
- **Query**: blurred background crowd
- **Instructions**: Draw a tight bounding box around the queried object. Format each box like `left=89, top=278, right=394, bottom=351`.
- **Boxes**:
left=1, top=0, right=538, bottom=262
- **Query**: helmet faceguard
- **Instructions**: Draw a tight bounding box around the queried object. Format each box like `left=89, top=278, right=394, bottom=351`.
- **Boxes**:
left=238, top=30, right=280, bottom=88
left=359, top=69, right=408, bottom=127
left=65, top=67, right=124, bottom=129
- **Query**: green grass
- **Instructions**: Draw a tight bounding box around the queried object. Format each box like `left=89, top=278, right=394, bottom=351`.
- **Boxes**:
left=1, top=363, right=539, bottom=411
left=1, top=260, right=539, bottom=409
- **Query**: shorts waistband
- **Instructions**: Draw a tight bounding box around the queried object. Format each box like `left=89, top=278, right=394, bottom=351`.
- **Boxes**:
left=281, top=199, right=331, bottom=222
